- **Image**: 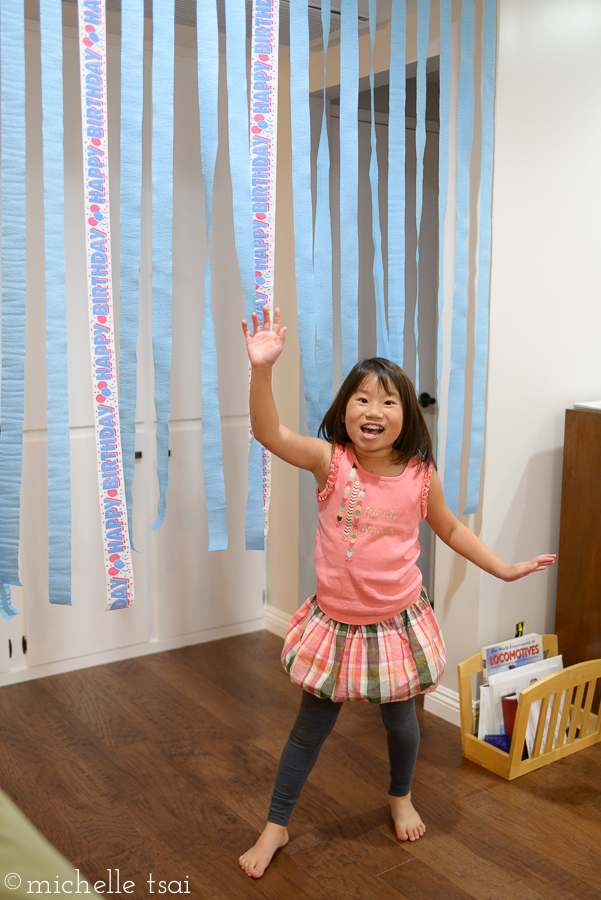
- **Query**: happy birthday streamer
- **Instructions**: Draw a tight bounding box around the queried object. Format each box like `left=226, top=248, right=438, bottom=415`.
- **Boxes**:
left=443, top=0, right=475, bottom=514
left=40, top=0, right=71, bottom=606
left=77, top=0, right=135, bottom=609
left=197, top=0, right=228, bottom=551
left=118, top=0, right=144, bottom=553
left=465, top=0, right=496, bottom=514
left=0, top=0, right=26, bottom=619
left=387, top=0, right=406, bottom=366
left=339, top=0, right=359, bottom=377
left=369, top=0, right=389, bottom=360
left=150, top=0, right=175, bottom=533
left=249, top=0, right=280, bottom=540
left=289, top=0, right=320, bottom=437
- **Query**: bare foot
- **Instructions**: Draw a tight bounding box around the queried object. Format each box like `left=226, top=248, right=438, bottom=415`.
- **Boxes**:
left=239, top=822, right=289, bottom=878
left=389, top=793, right=426, bottom=842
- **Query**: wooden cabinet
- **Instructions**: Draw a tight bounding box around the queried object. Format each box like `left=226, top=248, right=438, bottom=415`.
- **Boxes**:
left=554, top=409, right=601, bottom=709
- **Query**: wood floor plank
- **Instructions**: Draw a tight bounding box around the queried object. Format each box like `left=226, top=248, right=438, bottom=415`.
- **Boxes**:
left=464, top=778, right=601, bottom=892
left=381, top=828, right=546, bottom=900
left=410, top=778, right=598, bottom=900
left=0, top=737, right=91, bottom=865
left=289, top=835, right=410, bottom=899
left=137, top=643, right=299, bottom=760
left=379, top=856, right=479, bottom=899
left=40, top=667, right=151, bottom=750
left=0, top=685, right=150, bottom=860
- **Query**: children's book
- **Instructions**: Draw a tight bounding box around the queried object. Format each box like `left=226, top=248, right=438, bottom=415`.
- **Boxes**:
left=477, top=685, right=495, bottom=740
left=488, top=655, right=563, bottom=738
left=481, top=633, right=542, bottom=684
left=501, top=693, right=518, bottom=739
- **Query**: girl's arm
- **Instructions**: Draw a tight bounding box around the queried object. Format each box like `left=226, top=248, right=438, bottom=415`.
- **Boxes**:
left=242, top=307, right=332, bottom=488
left=425, top=471, right=556, bottom=581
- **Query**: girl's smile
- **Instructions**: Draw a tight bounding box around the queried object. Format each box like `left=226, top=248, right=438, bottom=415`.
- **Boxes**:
left=343, top=377, right=404, bottom=455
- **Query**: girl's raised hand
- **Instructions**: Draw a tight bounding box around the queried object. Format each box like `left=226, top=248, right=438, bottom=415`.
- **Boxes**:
left=242, top=306, right=287, bottom=369
left=501, top=554, right=556, bottom=582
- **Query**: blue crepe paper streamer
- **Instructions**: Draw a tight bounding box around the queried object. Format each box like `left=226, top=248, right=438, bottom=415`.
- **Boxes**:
left=464, top=0, right=496, bottom=514
left=289, top=0, right=320, bottom=437
left=387, top=0, right=406, bottom=367
left=150, top=0, right=175, bottom=532
left=436, top=0, right=452, bottom=455
left=197, top=0, right=228, bottom=550
left=118, top=0, right=144, bottom=552
left=314, top=0, right=334, bottom=414
left=224, top=0, right=263, bottom=549
left=0, top=0, right=26, bottom=618
left=413, top=0, right=430, bottom=390
left=245, top=435, right=265, bottom=551
left=40, top=0, right=72, bottom=606
left=443, top=0, right=475, bottom=514
left=369, top=0, right=389, bottom=360
left=225, top=0, right=256, bottom=325
left=339, top=0, right=359, bottom=376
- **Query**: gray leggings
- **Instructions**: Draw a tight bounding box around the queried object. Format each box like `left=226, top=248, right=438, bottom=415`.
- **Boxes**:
left=268, top=689, right=420, bottom=826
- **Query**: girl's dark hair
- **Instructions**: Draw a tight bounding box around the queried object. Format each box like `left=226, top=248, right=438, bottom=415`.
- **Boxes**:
left=318, top=357, right=436, bottom=470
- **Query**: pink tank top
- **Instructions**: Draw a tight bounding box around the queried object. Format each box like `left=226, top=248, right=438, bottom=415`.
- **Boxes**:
left=314, top=444, right=432, bottom=625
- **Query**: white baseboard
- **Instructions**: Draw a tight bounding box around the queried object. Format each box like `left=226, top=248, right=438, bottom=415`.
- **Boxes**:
left=423, top=684, right=462, bottom=727
left=264, top=604, right=292, bottom=639
left=0, top=617, right=265, bottom=687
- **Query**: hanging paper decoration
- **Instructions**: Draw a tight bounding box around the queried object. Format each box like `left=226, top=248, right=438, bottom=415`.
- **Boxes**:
left=465, top=0, right=496, bottom=514
left=198, top=0, right=228, bottom=551
left=387, top=0, right=407, bottom=367
left=118, top=0, right=144, bottom=553
left=289, top=0, right=320, bottom=437
left=412, top=0, right=431, bottom=390
left=223, top=0, right=263, bottom=549
left=0, top=0, right=26, bottom=619
left=339, top=0, right=359, bottom=377
left=0, top=0, right=499, bottom=610
left=250, top=0, right=280, bottom=537
left=77, top=0, right=135, bottom=609
left=40, top=0, right=72, bottom=606
left=368, top=0, right=389, bottom=360
left=436, top=0, right=452, bottom=455
left=313, top=0, right=333, bottom=413
left=150, top=0, right=175, bottom=533
left=443, top=0, right=475, bottom=514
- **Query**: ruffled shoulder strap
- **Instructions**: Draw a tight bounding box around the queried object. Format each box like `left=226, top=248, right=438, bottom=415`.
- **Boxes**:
left=316, top=443, right=345, bottom=501
left=421, top=462, right=434, bottom=519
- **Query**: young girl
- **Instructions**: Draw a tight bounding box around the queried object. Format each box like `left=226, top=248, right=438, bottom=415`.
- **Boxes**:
left=239, top=307, right=555, bottom=879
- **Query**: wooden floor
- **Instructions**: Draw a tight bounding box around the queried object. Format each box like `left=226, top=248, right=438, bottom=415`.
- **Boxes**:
left=1, top=631, right=600, bottom=899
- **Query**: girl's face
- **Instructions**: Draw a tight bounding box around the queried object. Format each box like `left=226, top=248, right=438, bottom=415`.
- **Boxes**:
left=343, top=376, right=404, bottom=453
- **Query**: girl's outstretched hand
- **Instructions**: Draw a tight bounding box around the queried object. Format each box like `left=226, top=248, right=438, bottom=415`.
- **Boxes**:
left=502, top=554, right=556, bottom=582
left=242, top=306, right=287, bottom=369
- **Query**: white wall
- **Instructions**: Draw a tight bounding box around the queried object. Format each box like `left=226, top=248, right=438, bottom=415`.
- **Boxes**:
left=429, top=0, right=601, bottom=717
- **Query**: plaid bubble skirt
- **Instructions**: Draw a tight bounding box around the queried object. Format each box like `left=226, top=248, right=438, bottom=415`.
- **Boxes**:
left=281, top=588, right=446, bottom=703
